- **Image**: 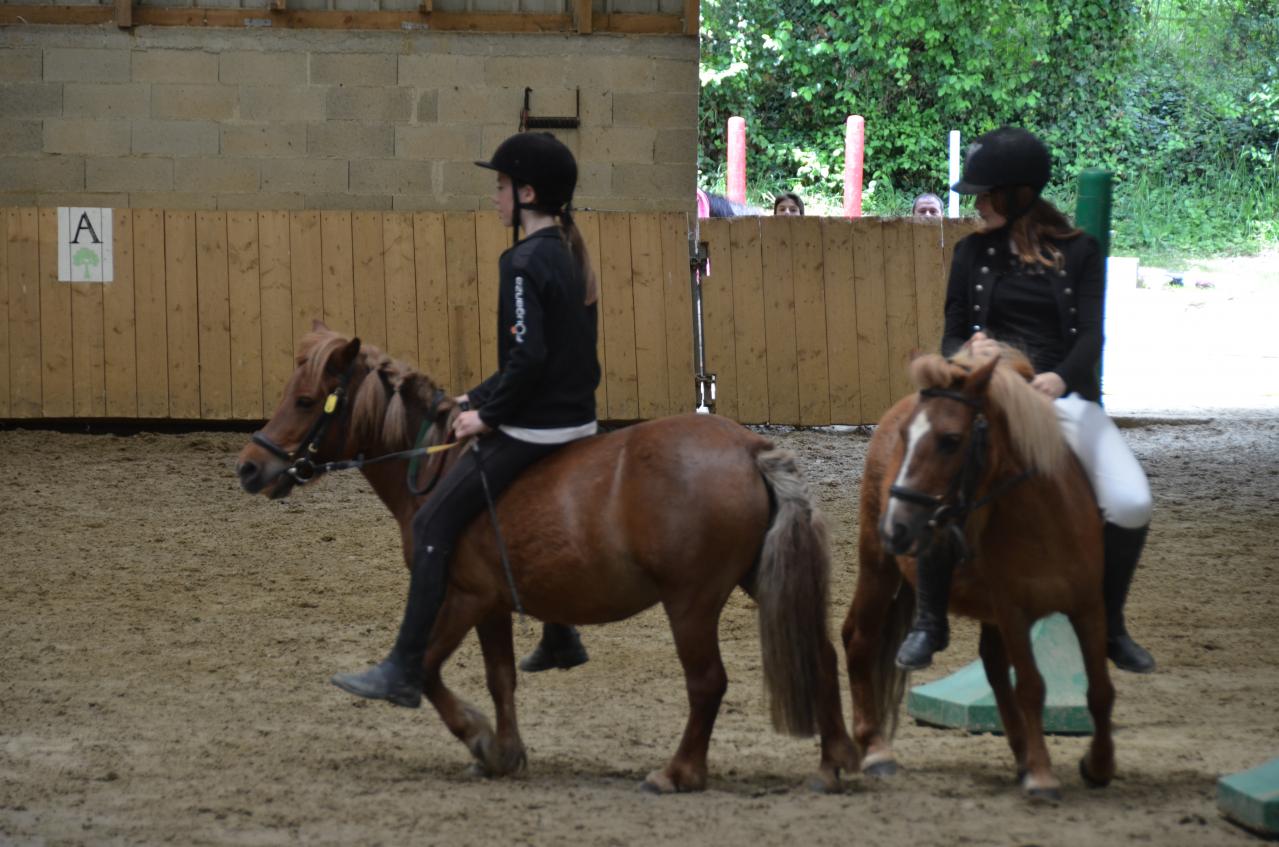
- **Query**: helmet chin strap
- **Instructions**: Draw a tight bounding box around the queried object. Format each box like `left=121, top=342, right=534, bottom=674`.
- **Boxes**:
left=511, top=179, right=523, bottom=247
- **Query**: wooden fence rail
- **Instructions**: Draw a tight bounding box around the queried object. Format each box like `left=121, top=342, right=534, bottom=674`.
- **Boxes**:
left=0, top=208, right=974, bottom=426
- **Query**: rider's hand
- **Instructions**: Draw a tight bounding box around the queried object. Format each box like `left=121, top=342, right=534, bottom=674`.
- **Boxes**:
left=967, top=332, right=1000, bottom=360
left=1030, top=372, right=1067, bottom=399
left=453, top=409, right=490, bottom=439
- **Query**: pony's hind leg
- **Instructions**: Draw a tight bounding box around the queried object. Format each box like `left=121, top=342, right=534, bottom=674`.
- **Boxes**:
left=643, top=604, right=727, bottom=794
left=995, top=608, right=1060, bottom=800
left=810, top=634, right=859, bottom=793
left=1070, top=610, right=1116, bottom=788
left=978, top=623, right=1029, bottom=777
left=473, top=611, right=528, bottom=778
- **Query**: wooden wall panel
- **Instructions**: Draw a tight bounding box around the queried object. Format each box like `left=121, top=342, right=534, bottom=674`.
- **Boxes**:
left=473, top=212, right=507, bottom=381
left=728, top=217, right=767, bottom=423
left=790, top=216, right=830, bottom=426
left=598, top=213, right=638, bottom=420
left=39, top=209, right=73, bottom=417
left=697, top=218, right=736, bottom=420
left=227, top=211, right=263, bottom=419
left=320, top=211, right=355, bottom=336
left=70, top=271, right=105, bottom=416
left=660, top=211, right=694, bottom=415
left=851, top=219, right=891, bottom=422
left=0, top=211, right=10, bottom=417
left=7, top=209, right=41, bottom=417
left=133, top=210, right=168, bottom=417
left=289, top=211, right=323, bottom=351
left=103, top=210, right=137, bottom=418
left=912, top=219, right=946, bottom=354
left=164, top=211, right=200, bottom=419
left=882, top=218, right=919, bottom=404
left=442, top=212, right=481, bottom=393
left=258, top=211, right=293, bottom=408
left=411, top=212, right=451, bottom=389
left=760, top=216, right=799, bottom=424
left=821, top=218, right=860, bottom=424
left=195, top=211, right=232, bottom=419
left=574, top=211, right=607, bottom=416
left=352, top=211, right=387, bottom=352
left=382, top=213, right=418, bottom=367
left=629, top=213, right=669, bottom=418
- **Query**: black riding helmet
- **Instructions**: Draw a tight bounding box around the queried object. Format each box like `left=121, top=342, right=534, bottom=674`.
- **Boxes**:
left=952, top=127, right=1051, bottom=228
left=476, top=132, right=578, bottom=244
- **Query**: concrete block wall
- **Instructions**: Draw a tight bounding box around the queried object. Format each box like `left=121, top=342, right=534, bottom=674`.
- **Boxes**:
left=0, top=25, right=697, bottom=211
left=7, top=0, right=687, bottom=17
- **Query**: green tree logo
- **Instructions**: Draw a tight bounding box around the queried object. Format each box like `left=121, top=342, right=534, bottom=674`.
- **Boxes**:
left=72, top=247, right=99, bottom=280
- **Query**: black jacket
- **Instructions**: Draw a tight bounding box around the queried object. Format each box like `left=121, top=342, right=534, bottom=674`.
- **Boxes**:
left=468, top=227, right=601, bottom=430
left=942, top=229, right=1105, bottom=401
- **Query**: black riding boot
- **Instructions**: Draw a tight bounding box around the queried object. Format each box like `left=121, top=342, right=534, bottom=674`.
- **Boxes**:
left=330, top=545, right=452, bottom=707
left=1103, top=523, right=1156, bottom=674
left=519, top=623, right=589, bottom=673
left=895, top=544, right=955, bottom=671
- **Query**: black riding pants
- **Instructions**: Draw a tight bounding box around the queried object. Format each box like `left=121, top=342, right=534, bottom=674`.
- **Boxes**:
left=392, top=431, right=558, bottom=659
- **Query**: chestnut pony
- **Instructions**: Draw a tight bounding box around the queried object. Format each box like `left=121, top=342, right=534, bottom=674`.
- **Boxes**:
left=235, top=325, right=857, bottom=793
left=841, top=346, right=1116, bottom=800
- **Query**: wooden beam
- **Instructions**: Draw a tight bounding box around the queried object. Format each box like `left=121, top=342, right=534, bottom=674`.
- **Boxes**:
left=0, top=5, right=689, bottom=34
left=114, top=0, right=133, bottom=29
left=574, top=0, right=591, bottom=34
left=273, top=0, right=286, bottom=11
left=683, top=0, right=697, bottom=35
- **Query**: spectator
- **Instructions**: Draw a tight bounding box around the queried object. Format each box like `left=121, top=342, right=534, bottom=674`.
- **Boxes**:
left=912, top=192, right=943, bottom=219
left=773, top=192, right=805, bottom=216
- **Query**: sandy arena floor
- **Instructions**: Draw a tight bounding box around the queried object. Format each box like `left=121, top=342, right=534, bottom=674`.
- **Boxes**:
left=1, top=410, right=1276, bottom=846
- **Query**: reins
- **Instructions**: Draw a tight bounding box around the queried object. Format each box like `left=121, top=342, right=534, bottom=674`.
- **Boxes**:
left=888, top=385, right=1033, bottom=561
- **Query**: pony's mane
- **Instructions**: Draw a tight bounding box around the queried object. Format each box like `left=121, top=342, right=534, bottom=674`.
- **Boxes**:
left=910, top=345, right=1066, bottom=476
left=297, top=329, right=444, bottom=452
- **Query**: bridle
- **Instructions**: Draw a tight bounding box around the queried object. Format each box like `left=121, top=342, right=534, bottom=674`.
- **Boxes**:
left=888, top=386, right=1032, bottom=560
left=251, top=360, right=459, bottom=490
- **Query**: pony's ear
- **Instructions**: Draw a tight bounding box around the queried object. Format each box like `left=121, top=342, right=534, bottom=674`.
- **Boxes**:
left=312, top=318, right=329, bottom=332
left=965, top=352, right=1000, bottom=397
left=326, top=337, right=362, bottom=376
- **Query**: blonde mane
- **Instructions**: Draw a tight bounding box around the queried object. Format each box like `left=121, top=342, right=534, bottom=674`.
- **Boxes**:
left=909, top=345, right=1067, bottom=476
left=297, top=328, right=445, bottom=453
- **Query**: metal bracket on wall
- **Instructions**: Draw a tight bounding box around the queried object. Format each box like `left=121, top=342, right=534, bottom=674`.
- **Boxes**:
left=519, top=87, right=581, bottom=132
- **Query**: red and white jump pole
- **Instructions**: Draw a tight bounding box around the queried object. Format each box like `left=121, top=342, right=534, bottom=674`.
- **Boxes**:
left=726, top=116, right=747, bottom=205
left=843, top=115, right=865, bottom=218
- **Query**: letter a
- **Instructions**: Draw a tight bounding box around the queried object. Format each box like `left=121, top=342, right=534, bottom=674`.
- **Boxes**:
left=71, top=212, right=101, bottom=245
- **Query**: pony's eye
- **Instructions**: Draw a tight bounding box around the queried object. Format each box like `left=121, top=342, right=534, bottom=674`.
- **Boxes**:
left=937, top=433, right=963, bottom=452
left=296, top=396, right=317, bottom=410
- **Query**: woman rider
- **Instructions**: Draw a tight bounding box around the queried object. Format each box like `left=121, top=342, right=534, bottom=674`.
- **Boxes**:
left=895, top=127, right=1157, bottom=675
left=332, top=132, right=601, bottom=707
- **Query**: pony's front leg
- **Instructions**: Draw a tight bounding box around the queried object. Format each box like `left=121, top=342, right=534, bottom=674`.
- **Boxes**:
left=995, top=608, right=1060, bottom=800
left=644, top=605, right=726, bottom=794
left=842, top=563, right=908, bottom=778
left=978, top=623, right=1029, bottom=777
left=473, top=611, right=527, bottom=778
left=1070, top=609, right=1116, bottom=788
left=418, top=592, right=500, bottom=775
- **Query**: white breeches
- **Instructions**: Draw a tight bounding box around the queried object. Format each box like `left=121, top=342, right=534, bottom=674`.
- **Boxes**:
left=1054, top=394, right=1153, bottom=529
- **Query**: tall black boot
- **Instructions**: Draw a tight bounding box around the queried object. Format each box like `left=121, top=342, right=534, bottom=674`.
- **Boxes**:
left=519, top=623, right=589, bottom=673
left=330, top=544, right=452, bottom=707
left=895, top=543, right=955, bottom=671
left=1103, top=523, right=1156, bottom=674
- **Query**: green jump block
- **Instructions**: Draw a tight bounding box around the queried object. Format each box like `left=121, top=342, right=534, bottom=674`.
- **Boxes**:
left=1218, top=757, right=1279, bottom=838
left=906, top=613, right=1094, bottom=735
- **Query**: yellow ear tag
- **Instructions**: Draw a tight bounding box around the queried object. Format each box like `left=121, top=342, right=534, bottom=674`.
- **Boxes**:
left=324, top=394, right=339, bottom=414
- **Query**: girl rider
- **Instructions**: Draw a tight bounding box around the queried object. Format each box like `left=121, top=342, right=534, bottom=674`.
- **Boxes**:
left=332, top=132, right=601, bottom=707
left=895, top=127, right=1157, bottom=676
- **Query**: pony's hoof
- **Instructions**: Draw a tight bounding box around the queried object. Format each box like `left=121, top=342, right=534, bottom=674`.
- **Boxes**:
left=1079, top=757, right=1111, bottom=789
left=1025, top=785, right=1063, bottom=803
left=806, top=770, right=844, bottom=794
left=464, top=761, right=492, bottom=780
left=862, top=759, right=898, bottom=779
left=640, top=770, right=678, bottom=794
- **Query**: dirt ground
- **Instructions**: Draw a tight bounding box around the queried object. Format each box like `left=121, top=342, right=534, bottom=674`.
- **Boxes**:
left=1, top=411, right=1277, bottom=846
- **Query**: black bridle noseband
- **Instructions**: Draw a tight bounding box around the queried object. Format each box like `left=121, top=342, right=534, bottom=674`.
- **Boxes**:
left=888, top=386, right=1031, bottom=560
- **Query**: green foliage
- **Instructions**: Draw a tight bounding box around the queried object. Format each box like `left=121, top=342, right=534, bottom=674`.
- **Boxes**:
left=699, top=0, right=1279, bottom=259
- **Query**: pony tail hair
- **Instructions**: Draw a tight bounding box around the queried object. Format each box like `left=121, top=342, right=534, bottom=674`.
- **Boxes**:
left=383, top=376, right=410, bottom=451
left=559, top=211, right=599, bottom=306
left=352, top=357, right=389, bottom=449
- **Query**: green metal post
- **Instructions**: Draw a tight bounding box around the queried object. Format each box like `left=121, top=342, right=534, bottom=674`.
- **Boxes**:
left=1075, top=168, right=1113, bottom=257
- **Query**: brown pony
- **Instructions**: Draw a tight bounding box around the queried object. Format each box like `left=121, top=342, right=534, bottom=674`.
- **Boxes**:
left=235, top=324, right=857, bottom=793
left=841, top=346, right=1116, bottom=800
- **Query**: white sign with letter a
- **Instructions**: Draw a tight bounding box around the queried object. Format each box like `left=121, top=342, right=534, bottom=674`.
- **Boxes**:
left=57, top=207, right=113, bottom=283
